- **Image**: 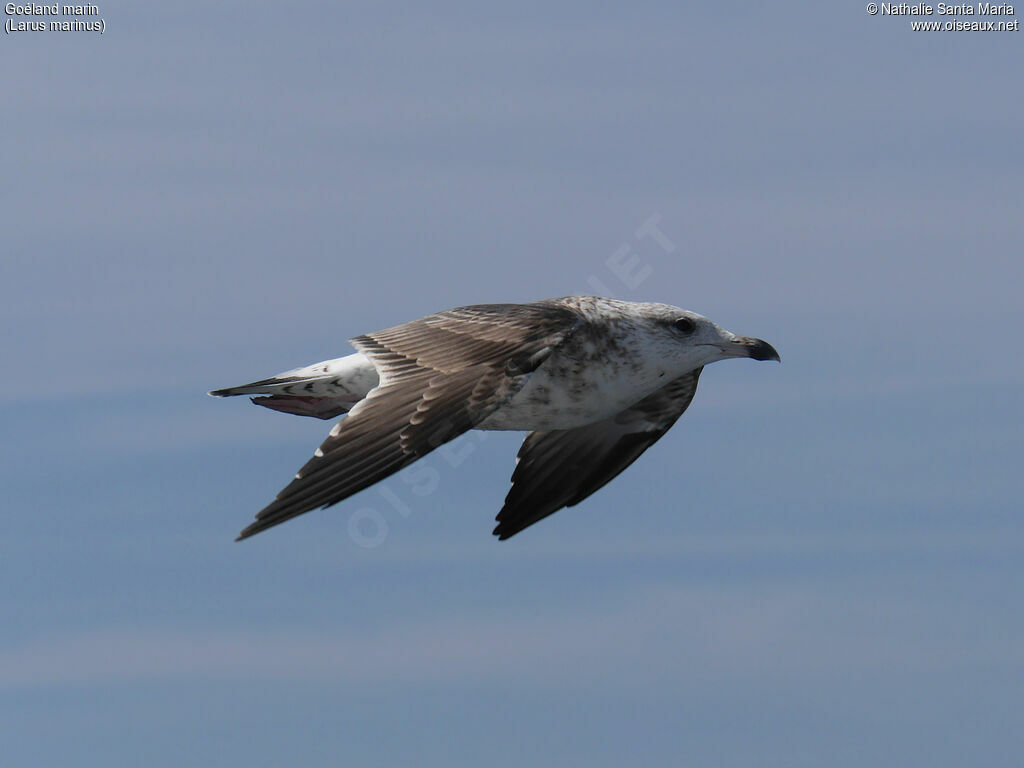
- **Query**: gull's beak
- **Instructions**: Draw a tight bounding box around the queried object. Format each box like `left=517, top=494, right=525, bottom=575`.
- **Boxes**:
left=714, top=335, right=781, bottom=362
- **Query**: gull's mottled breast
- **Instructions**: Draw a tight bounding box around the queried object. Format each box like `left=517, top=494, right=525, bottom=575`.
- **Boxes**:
left=478, top=302, right=672, bottom=431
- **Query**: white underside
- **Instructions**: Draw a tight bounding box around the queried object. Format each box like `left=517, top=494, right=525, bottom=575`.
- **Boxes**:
left=478, top=357, right=670, bottom=430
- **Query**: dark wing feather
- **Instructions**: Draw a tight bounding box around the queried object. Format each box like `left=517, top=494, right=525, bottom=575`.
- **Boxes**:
left=493, top=367, right=703, bottom=540
left=236, top=302, right=580, bottom=540
left=250, top=394, right=358, bottom=420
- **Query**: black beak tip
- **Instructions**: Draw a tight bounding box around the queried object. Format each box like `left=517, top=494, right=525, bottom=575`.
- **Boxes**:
left=749, top=339, right=781, bottom=362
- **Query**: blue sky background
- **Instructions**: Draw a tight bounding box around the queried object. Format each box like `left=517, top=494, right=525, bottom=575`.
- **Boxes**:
left=3, top=2, right=1022, bottom=766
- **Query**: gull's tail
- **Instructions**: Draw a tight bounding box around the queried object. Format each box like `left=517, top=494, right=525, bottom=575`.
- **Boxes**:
left=208, top=352, right=380, bottom=420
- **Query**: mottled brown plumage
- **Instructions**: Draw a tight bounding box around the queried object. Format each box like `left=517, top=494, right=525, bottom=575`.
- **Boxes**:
left=214, top=297, right=779, bottom=542
left=235, top=302, right=580, bottom=540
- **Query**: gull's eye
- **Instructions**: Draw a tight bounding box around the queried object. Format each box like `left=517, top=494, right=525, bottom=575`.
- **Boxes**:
left=673, top=317, right=697, bottom=335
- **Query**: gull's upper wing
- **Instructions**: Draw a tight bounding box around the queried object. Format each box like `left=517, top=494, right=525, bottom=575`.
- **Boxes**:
left=237, top=302, right=581, bottom=540
left=493, top=367, right=703, bottom=540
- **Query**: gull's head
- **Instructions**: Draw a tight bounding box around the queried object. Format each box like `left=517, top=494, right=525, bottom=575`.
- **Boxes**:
left=636, top=303, right=780, bottom=374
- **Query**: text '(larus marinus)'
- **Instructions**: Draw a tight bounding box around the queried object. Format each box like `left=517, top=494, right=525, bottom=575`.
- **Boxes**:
left=211, top=296, right=780, bottom=541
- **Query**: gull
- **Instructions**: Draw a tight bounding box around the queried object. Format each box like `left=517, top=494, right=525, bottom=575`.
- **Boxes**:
left=210, top=296, right=779, bottom=541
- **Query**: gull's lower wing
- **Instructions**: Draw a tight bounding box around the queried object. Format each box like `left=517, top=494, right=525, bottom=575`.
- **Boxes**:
left=236, top=302, right=581, bottom=540
left=493, top=367, right=703, bottom=540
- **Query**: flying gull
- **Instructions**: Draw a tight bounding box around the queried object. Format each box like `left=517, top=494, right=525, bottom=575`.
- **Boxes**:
left=210, top=296, right=779, bottom=541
